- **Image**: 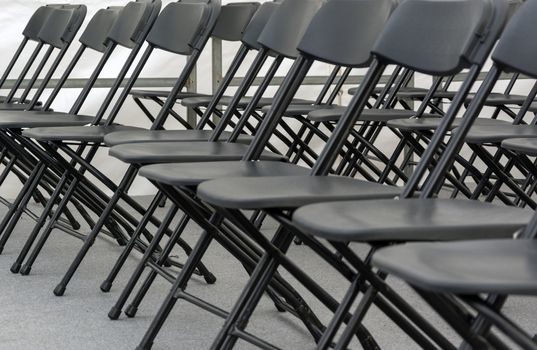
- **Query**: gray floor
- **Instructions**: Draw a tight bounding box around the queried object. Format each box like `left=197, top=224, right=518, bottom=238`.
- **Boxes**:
left=0, top=196, right=535, bottom=349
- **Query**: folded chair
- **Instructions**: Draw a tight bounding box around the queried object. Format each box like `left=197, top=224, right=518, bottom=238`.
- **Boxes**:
left=117, top=0, right=400, bottom=348
left=0, top=5, right=87, bottom=112
left=11, top=0, right=225, bottom=297
left=281, top=1, right=537, bottom=347
left=57, top=0, right=324, bottom=305
left=0, top=0, right=162, bottom=263
left=0, top=4, right=63, bottom=106
left=193, top=0, right=534, bottom=348
left=372, top=14, right=537, bottom=341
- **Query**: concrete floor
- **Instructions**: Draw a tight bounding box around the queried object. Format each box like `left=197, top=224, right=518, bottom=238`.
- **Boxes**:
left=0, top=196, right=534, bottom=349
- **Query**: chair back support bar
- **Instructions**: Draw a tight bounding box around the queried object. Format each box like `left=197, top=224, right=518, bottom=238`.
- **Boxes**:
left=212, top=2, right=260, bottom=42
left=107, top=0, right=159, bottom=49
left=372, top=0, right=506, bottom=75
left=78, top=7, right=123, bottom=53
left=257, top=0, right=323, bottom=59
left=38, top=5, right=87, bottom=49
left=298, top=0, right=394, bottom=68
left=240, top=2, right=279, bottom=50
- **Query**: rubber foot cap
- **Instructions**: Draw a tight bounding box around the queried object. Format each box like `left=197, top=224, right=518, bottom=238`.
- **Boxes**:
left=100, top=281, right=112, bottom=293
left=20, top=265, right=31, bottom=276
left=10, top=263, right=21, bottom=274
left=204, top=273, right=217, bottom=285
left=125, top=305, right=138, bottom=318
left=108, top=306, right=121, bottom=320
left=53, top=285, right=66, bottom=296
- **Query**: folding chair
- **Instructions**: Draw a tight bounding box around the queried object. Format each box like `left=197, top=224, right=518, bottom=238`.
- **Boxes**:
left=0, top=0, right=162, bottom=261
left=0, top=4, right=61, bottom=106
left=0, top=5, right=87, bottom=111
left=111, top=0, right=399, bottom=348
left=282, top=1, right=537, bottom=347
left=192, top=0, right=532, bottom=348
left=372, top=14, right=537, bottom=339
left=11, top=0, right=224, bottom=297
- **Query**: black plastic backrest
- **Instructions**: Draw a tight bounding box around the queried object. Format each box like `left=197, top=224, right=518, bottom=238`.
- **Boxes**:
left=257, top=0, right=323, bottom=59
left=372, top=0, right=509, bottom=76
left=107, top=0, right=161, bottom=48
left=493, top=0, right=537, bottom=78
left=185, top=0, right=222, bottom=51
left=38, top=5, right=87, bottom=49
left=146, top=1, right=212, bottom=55
left=298, top=0, right=393, bottom=68
left=79, top=7, right=122, bottom=52
left=241, top=2, right=279, bottom=49
left=22, top=5, right=60, bottom=42
left=212, top=2, right=259, bottom=41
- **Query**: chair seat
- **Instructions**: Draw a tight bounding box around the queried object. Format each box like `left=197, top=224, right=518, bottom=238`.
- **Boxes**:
left=0, top=111, right=95, bottom=128
left=308, top=108, right=436, bottom=123
left=502, top=137, right=537, bottom=156
left=182, top=95, right=314, bottom=109
left=129, top=89, right=210, bottom=100
left=373, top=239, right=537, bottom=295
left=22, top=125, right=144, bottom=143
left=196, top=176, right=400, bottom=209
left=109, top=141, right=286, bottom=165
left=388, top=117, right=512, bottom=131
left=259, top=103, right=332, bottom=116
left=463, top=124, right=537, bottom=144
left=291, top=198, right=531, bottom=242
left=139, top=161, right=310, bottom=187
left=0, top=103, right=35, bottom=111
left=103, top=129, right=253, bottom=146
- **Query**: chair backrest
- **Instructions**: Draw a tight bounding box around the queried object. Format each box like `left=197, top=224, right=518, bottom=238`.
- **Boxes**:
left=212, top=2, right=259, bottom=42
left=107, top=0, right=162, bottom=49
left=298, top=0, right=394, bottom=68
left=78, top=7, right=123, bottom=53
left=493, top=0, right=537, bottom=79
left=257, top=0, right=323, bottom=59
left=373, top=0, right=509, bottom=76
left=241, top=2, right=279, bottom=50
left=37, top=5, right=87, bottom=49
left=22, top=5, right=61, bottom=42
left=146, top=1, right=213, bottom=55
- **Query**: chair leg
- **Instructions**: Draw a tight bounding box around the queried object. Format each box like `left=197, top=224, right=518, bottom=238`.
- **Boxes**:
left=137, top=216, right=219, bottom=350
left=101, top=191, right=168, bottom=293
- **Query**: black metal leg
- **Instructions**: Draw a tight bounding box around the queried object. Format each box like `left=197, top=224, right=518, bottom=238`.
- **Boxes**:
left=137, top=214, right=220, bottom=350
left=101, top=191, right=167, bottom=293
left=210, top=227, right=294, bottom=350
left=11, top=171, right=70, bottom=273
left=0, top=162, right=46, bottom=253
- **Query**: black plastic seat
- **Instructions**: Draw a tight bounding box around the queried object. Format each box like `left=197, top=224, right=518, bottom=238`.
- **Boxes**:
left=387, top=116, right=512, bottom=131
left=373, top=239, right=537, bottom=295
left=308, top=107, right=437, bottom=123
left=196, top=175, right=400, bottom=209
left=22, top=125, right=144, bottom=143
left=0, top=112, right=94, bottom=128
left=129, top=90, right=210, bottom=99
left=109, top=141, right=286, bottom=164
left=139, top=160, right=310, bottom=186
left=103, top=129, right=253, bottom=146
left=291, top=198, right=531, bottom=242
left=182, top=95, right=314, bottom=109
left=502, top=137, right=537, bottom=156
left=463, top=124, right=537, bottom=144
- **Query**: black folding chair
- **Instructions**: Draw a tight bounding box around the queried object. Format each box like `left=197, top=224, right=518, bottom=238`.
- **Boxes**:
left=192, top=0, right=530, bottom=348
left=0, top=0, right=162, bottom=261
left=12, top=0, right=224, bottom=297
left=0, top=5, right=87, bottom=111
left=0, top=4, right=61, bottom=106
